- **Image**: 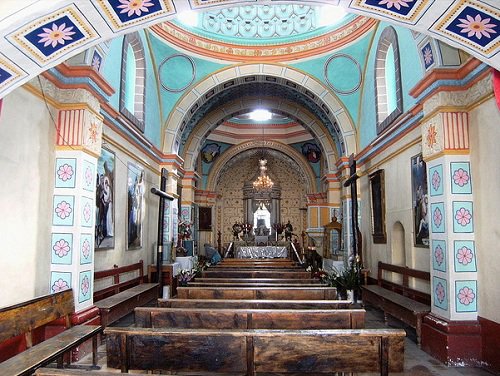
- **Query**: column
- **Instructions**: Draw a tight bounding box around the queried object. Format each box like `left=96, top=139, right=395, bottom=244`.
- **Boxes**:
left=421, top=110, right=480, bottom=363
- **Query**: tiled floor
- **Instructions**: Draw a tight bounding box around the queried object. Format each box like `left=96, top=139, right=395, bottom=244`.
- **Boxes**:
left=77, top=306, right=497, bottom=375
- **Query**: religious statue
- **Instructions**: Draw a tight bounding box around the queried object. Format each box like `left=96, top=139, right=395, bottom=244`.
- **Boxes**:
left=232, top=222, right=242, bottom=240
left=284, top=220, right=293, bottom=241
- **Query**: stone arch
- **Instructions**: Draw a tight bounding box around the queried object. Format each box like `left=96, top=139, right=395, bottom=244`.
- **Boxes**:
left=206, top=140, right=317, bottom=194
left=163, top=64, right=356, bottom=173
left=181, top=96, right=339, bottom=173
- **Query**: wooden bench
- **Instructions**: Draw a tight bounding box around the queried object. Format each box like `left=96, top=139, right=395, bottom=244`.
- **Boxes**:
left=36, top=368, right=145, bottom=376
left=187, top=281, right=324, bottom=287
left=135, top=307, right=365, bottom=329
left=177, top=286, right=337, bottom=300
left=93, top=260, right=158, bottom=327
left=159, top=298, right=353, bottom=309
left=361, top=261, right=431, bottom=345
left=0, top=290, right=102, bottom=376
left=105, top=326, right=405, bottom=375
left=195, top=277, right=322, bottom=285
left=201, top=269, right=311, bottom=279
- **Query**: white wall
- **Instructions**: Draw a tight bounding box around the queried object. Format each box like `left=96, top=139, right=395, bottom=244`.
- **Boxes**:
left=469, top=97, right=500, bottom=323
left=0, top=88, right=55, bottom=307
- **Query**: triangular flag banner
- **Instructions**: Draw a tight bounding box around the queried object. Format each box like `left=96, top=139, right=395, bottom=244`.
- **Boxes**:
left=494, top=69, right=500, bottom=111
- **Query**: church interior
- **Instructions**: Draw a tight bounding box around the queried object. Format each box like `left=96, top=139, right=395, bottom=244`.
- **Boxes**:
left=0, top=0, right=499, bottom=374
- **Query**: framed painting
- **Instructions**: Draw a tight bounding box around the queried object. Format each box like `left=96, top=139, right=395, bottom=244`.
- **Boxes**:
left=411, top=154, right=429, bottom=247
left=95, top=147, right=115, bottom=250
left=199, top=206, right=212, bottom=231
left=127, top=162, right=145, bottom=249
left=369, top=170, right=386, bottom=244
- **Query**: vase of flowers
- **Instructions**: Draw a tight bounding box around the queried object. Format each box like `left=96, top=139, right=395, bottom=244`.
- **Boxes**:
left=177, top=268, right=196, bottom=287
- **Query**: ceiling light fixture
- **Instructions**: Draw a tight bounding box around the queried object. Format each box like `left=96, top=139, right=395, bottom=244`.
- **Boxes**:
left=249, top=109, right=272, bottom=121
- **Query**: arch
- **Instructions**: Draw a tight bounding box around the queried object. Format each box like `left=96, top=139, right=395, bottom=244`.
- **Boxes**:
left=181, top=96, right=339, bottom=174
left=163, top=64, right=357, bottom=173
left=119, top=32, right=146, bottom=132
left=391, top=221, right=406, bottom=267
left=206, top=140, right=317, bottom=194
left=374, top=26, right=403, bottom=135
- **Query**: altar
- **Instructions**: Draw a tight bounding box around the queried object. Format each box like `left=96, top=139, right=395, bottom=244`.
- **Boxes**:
left=236, top=246, right=288, bottom=259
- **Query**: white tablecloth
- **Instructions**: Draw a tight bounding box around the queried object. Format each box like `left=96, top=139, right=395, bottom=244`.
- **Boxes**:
left=236, top=246, right=288, bottom=259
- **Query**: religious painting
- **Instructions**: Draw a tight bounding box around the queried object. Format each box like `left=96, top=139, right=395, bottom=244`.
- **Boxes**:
left=301, top=142, right=321, bottom=163
left=199, top=206, right=212, bottom=231
left=412, top=153, right=429, bottom=247
left=95, top=148, right=115, bottom=250
left=369, top=170, right=386, bottom=244
left=127, top=162, right=145, bottom=250
left=201, top=143, right=220, bottom=163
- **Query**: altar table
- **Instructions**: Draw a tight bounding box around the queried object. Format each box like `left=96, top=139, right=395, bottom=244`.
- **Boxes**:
left=236, top=246, right=288, bottom=259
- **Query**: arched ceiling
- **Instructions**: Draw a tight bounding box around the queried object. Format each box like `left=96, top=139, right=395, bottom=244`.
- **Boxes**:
left=0, top=1, right=498, bottom=99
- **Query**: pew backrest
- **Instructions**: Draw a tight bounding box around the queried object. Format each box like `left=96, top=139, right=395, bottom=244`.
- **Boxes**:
left=158, top=298, right=353, bottom=309
left=176, top=286, right=337, bottom=300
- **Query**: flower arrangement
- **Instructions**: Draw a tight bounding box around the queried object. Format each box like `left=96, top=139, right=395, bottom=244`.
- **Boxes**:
left=177, top=268, right=196, bottom=286
left=178, top=219, right=192, bottom=240
left=272, top=222, right=285, bottom=234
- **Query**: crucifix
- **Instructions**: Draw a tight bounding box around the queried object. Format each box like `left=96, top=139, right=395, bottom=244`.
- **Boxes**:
left=343, top=154, right=361, bottom=264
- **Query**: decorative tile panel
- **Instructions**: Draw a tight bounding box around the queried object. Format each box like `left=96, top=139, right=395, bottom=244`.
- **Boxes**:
left=51, top=233, right=73, bottom=265
left=419, top=40, right=436, bottom=70
left=52, top=195, right=75, bottom=226
left=452, top=201, right=473, bottom=233
left=432, top=239, right=447, bottom=272
left=433, top=276, right=448, bottom=311
left=78, top=270, right=92, bottom=304
left=81, top=196, right=94, bottom=228
left=431, top=0, right=499, bottom=58
left=455, top=280, right=477, bottom=312
left=422, top=116, right=444, bottom=158
left=450, top=162, right=472, bottom=194
left=349, top=0, right=434, bottom=24
left=82, top=159, right=95, bottom=192
left=429, top=164, right=443, bottom=196
left=91, top=50, right=103, bottom=72
left=7, top=5, right=100, bottom=66
left=55, top=158, right=77, bottom=188
left=0, top=54, right=27, bottom=96
left=50, top=271, right=72, bottom=293
left=93, top=0, right=176, bottom=32
left=454, top=240, right=477, bottom=272
left=431, top=202, right=445, bottom=233
left=80, top=233, right=93, bottom=264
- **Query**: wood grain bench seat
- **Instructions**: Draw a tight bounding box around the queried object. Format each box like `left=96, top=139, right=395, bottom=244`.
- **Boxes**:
left=187, top=281, right=325, bottom=287
left=361, top=261, right=431, bottom=344
left=36, top=368, right=146, bottom=376
left=176, top=286, right=336, bottom=300
left=0, top=290, right=102, bottom=376
left=158, top=298, right=353, bottom=309
left=201, top=270, right=311, bottom=279
left=104, top=327, right=405, bottom=375
left=195, top=278, right=322, bottom=284
left=93, top=260, right=158, bottom=327
left=135, top=307, right=365, bottom=329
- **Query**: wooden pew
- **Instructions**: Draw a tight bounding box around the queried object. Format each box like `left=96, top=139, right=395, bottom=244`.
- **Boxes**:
left=0, top=290, right=102, bottom=376
left=135, top=307, right=365, bottom=329
left=36, top=369, right=145, bottom=376
left=158, top=298, right=353, bottom=309
left=195, top=277, right=322, bottom=285
left=93, top=260, right=158, bottom=327
left=201, top=269, right=311, bottom=279
left=212, top=264, right=303, bottom=269
left=187, top=281, right=324, bottom=287
left=105, top=327, right=405, bottom=375
left=176, top=286, right=337, bottom=300
left=361, top=261, right=431, bottom=344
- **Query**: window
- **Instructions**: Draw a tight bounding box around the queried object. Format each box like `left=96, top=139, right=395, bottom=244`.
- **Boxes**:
left=120, top=32, right=145, bottom=132
left=374, top=27, right=403, bottom=134
left=369, top=169, right=386, bottom=244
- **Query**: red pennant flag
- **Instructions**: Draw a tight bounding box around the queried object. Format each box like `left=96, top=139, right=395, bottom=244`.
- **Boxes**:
left=494, top=69, right=500, bottom=111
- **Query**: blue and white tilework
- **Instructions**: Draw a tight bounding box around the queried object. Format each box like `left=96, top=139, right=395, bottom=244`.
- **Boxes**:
left=53, top=195, right=75, bottom=226
left=50, top=271, right=72, bottom=293
left=433, top=276, right=448, bottom=311
left=55, top=158, right=77, bottom=188
left=78, top=270, right=92, bottom=304
left=80, top=233, right=93, bottom=265
left=51, top=233, right=73, bottom=265
left=432, top=239, right=447, bottom=272
left=455, top=280, right=477, bottom=312
left=452, top=201, right=473, bottom=233
left=429, top=164, right=444, bottom=196
left=450, top=162, right=472, bottom=194
left=454, top=240, right=476, bottom=272
left=431, top=202, right=445, bottom=233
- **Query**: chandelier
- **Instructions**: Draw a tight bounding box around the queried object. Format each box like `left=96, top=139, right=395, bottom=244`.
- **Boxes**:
left=253, top=158, right=274, bottom=191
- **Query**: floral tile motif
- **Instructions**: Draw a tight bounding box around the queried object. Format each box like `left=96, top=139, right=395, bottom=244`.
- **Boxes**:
left=432, top=239, right=447, bottom=272
left=50, top=271, right=71, bottom=293
left=431, top=0, right=499, bottom=58
left=55, top=158, right=76, bottom=188
left=454, top=240, right=477, bottom=272
left=81, top=196, right=94, bottom=228
left=91, top=50, right=103, bottom=72
left=422, top=117, right=444, bottom=158
left=51, top=233, right=73, bottom=265
left=420, top=40, right=436, bottom=70
left=53, top=195, right=75, bottom=226
left=433, top=276, right=448, bottom=311
left=82, top=159, right=95, bottom=192
left=7, top=5, right=99, bottom=67
left=349, top=0, right=434, bottom=24
left=0, top=54, right=27, bottom=96
left=78, top=270, right=92, bottom=303
left=93, top=0, right=175, bottom=32
left=429, top=164, right=444, bottom=197
left=80, top=234, right=93, bottom=265
left=452, top=201, right=474, bottom=233
left=450, top=162, right=472, bottom=194
left=456, top=280, right=477, bottom=312
left=431, top=202, right=445, bottom=233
